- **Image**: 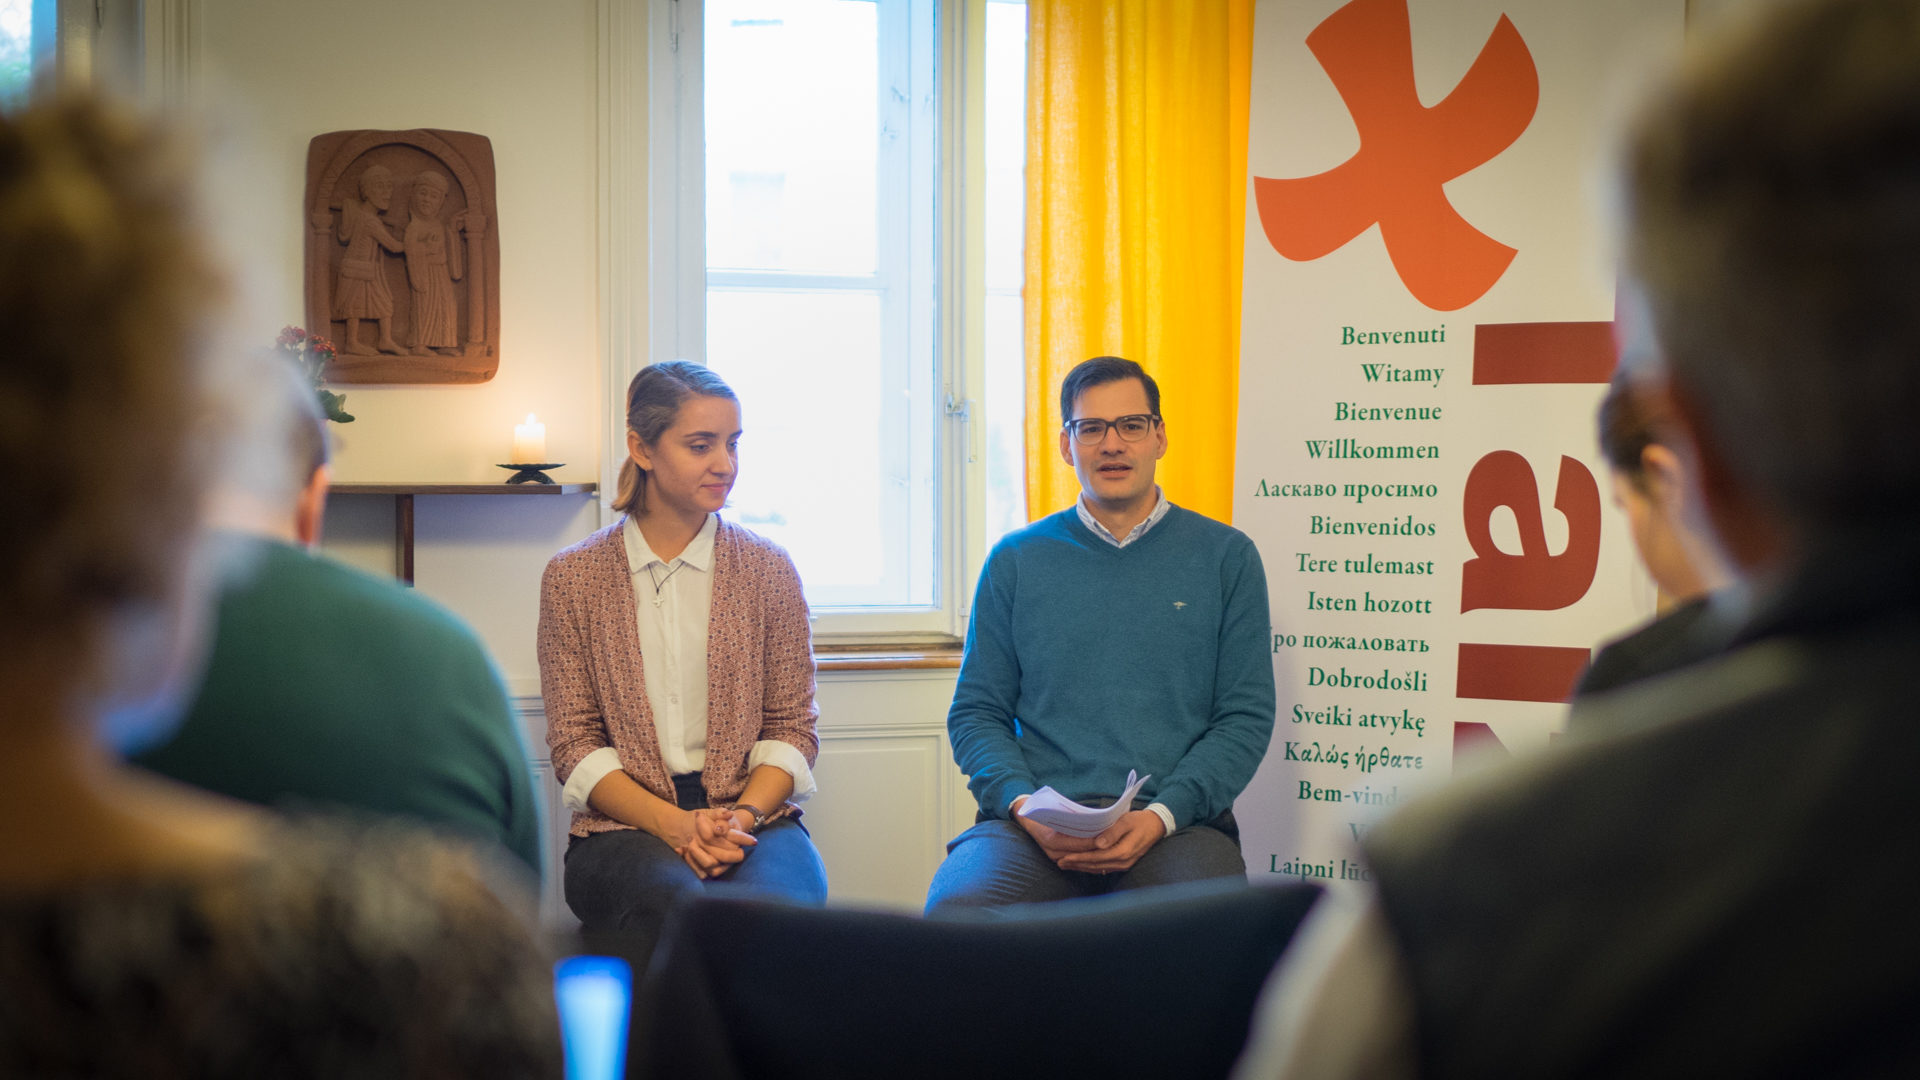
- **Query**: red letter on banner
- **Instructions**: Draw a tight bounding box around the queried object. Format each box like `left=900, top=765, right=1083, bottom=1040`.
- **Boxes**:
left=1455, top=643, right=1590, bottom=702
left=1252, top=0, right=1539, bottom=311
left=1472, top=321, right=1617, bottom=384
left=1460, top=451, right=1601, bottom=612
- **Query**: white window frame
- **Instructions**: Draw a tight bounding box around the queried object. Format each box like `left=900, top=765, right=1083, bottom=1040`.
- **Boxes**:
left=4, top=0, right=147, bottom=100
left=614, top=0, right=995, bottom=643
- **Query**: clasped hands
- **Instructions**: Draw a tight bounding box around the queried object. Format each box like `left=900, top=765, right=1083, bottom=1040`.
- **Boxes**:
left=669, top=807, right=757, bottom=880
left=1012, top=797, right=1166, bottom=875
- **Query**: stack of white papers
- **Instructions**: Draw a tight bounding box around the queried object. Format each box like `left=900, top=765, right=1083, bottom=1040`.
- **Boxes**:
left=1016, top=770, right=1152, bottom=839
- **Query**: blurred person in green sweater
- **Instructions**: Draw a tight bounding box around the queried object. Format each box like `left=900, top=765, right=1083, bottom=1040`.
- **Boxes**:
left=134, top=359, right=543, bottom=880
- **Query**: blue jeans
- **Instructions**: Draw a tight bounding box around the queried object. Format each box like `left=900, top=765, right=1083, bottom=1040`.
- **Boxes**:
left=922, top=815, right=1245, bottom=916
left=563, top=773, right=828, bottom=954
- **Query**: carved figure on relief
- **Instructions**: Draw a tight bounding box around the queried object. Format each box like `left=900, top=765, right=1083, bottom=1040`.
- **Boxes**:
left=329, top=165, right=406, bottom=356
left=403, top=171, right=465, bottom=354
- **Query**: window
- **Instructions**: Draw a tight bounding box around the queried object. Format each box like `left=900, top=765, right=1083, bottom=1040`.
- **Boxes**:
left=1, top=0, right=148, bottom=107
left=648, top=0, right=1028, bottom=638
left=703, top=0, right=938, bottom=612
left=0, top=0, right=45, bottom=105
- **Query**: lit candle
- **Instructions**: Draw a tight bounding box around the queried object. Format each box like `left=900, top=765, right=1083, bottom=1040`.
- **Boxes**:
left=512, top=413, right=547, bottom=463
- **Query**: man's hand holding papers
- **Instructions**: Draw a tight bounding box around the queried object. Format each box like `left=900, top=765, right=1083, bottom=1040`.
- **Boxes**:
left=1013, top=771, right=1167, bottom=873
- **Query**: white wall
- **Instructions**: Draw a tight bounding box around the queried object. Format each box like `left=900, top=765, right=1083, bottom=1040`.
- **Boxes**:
left=197, top=0, right=604, bottom=480
left=188, top=0, right=609, bottom=690
left=808, top=670, right=976, bottom=910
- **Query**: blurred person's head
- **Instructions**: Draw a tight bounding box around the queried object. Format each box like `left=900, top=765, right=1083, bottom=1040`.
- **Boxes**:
left=205, top=357, right=331, bottom=548
left=1617, top=0, right=1920, bottom=575
left=0, top=95, right=229, bottom=740
left=1597, top=370, right=1730, bottom=602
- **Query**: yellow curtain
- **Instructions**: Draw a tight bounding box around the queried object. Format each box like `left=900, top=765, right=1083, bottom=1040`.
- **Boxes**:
left=1024, top=0, right=1254, bottom=524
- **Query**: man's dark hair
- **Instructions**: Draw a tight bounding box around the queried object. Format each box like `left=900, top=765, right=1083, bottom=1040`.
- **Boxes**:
left=1621, top=0, right=1920, bottom=531
left=1595, top=369, right=1668, bottom=490
left=1059, top=356, right=1161, bottom=424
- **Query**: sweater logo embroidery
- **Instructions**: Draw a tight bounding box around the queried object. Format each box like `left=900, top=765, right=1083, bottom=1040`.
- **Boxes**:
left=1173, top=601, right=1187, bottom=609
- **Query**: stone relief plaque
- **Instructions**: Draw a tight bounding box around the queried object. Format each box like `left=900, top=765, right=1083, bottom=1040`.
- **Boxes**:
left=304, top=129, right=501, bottom=384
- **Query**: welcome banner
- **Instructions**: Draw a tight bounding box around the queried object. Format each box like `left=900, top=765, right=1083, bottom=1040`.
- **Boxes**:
left=1232, top=0, right=1683, bottom=886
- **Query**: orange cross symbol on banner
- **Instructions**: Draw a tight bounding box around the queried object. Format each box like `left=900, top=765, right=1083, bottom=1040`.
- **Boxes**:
left=1254, top=0, right=1539, bottom=311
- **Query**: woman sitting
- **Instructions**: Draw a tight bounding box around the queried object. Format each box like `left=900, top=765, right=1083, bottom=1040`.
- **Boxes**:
left=540, top=361, right=827, bottom=950
left=0, top=96, right=558, bottom=1076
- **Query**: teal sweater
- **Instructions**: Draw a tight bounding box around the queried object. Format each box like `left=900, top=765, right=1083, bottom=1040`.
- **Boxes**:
left=948, top=506, right=1276, bottom=830
left=135, top=536, right=544, bottom=879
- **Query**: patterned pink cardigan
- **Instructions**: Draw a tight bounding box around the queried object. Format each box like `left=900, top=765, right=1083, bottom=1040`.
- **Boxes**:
left=537, top=517, right=818, bottom=838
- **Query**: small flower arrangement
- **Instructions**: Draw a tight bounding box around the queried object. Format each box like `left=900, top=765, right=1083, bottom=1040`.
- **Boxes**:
left=276, top=325, right=355, bottom=423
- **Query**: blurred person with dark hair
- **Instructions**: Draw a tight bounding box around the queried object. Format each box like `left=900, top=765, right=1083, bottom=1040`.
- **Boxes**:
left=133, top=357, right=544, bottom=880
left=1237, top=0, right=1920, bottom=1075
left=0, top=95, right=558, bottom=1076
left=1572, top=369, right=1734, bottom=696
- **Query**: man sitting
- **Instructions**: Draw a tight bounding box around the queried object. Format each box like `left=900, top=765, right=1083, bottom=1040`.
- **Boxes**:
left=134, top=363, right=543, bottom=879
left=926, top=356, right=1275, bottom=913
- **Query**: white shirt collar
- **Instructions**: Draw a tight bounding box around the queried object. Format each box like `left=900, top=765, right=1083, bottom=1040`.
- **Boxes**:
left=623, top=513, right=719, bottom=575
left=1076, top=487, right=1172, bottom=548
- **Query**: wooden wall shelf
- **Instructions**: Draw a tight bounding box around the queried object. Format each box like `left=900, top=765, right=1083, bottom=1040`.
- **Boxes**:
left=329, top=482, right=598, bottom=584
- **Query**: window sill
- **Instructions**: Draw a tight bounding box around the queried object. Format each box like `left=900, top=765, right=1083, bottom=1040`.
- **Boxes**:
left=814, top=642, right=963, bottom=672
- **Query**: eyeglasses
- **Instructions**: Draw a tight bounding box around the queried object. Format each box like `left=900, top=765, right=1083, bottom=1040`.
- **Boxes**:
left=1063, top=414, right=1160, bottom=446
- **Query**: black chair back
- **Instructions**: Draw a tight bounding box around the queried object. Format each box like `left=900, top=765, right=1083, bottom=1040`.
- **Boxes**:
left=636, top=880, right=1323, bottom=1080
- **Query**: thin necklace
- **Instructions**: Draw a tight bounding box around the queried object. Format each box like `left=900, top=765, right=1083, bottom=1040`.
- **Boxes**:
left=646, top=560, right=685, bottom=601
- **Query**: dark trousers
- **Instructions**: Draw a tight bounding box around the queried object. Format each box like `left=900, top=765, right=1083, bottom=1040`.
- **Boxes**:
left=563, top=773, right=828, bottom=960
left=922, top=810, right=1245, bottom=916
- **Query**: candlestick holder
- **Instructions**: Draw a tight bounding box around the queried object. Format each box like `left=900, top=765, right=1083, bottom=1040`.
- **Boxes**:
left=498, top=462, right=561, bottom=485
